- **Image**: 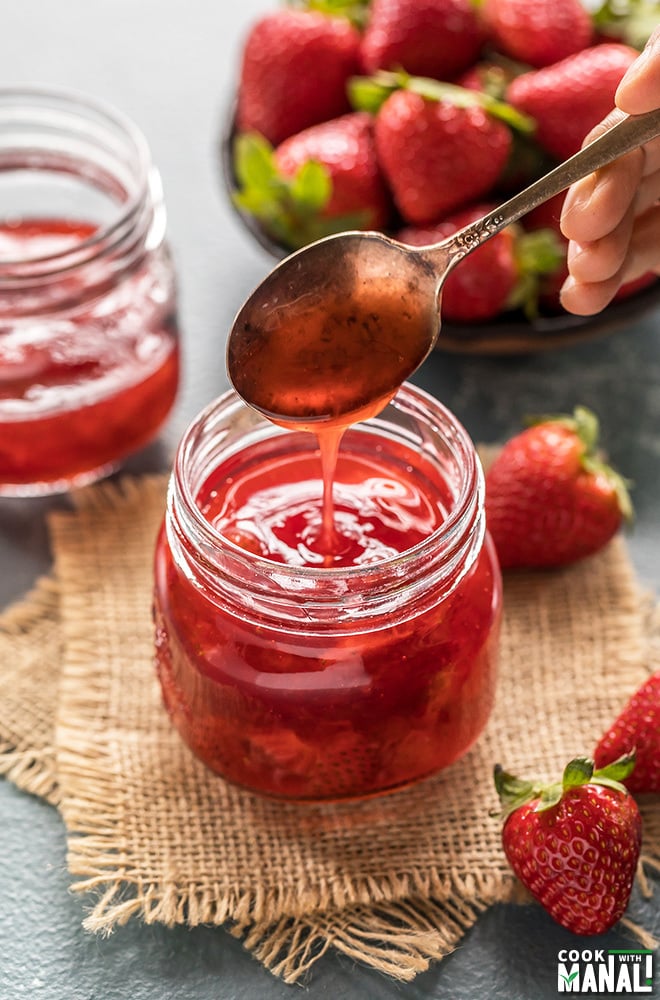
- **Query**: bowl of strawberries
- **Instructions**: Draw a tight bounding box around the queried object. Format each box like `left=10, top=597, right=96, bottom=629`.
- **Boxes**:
left=221, top=0, right=660, bottom=355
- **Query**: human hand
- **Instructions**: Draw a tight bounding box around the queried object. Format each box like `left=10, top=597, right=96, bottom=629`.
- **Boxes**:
left=559, top=28, right=660, bottom=315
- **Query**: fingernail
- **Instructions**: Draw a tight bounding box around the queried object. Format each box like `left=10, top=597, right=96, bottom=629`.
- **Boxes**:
left=616, top=28, right=660, bottom=100
left=566, top=242, right=585, bottom=266
left=559, top=275, right=577, bottom=305
left=561, top=176, right=596, bottom=223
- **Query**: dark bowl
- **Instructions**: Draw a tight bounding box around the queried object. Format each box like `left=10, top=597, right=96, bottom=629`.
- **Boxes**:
left=220, top=106, right=660, bottom=356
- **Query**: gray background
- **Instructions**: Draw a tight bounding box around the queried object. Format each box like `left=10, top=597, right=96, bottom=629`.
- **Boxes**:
left=1, top=2, right=659, bottom=998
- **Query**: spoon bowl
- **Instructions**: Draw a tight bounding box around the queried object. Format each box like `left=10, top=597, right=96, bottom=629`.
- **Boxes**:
left=228, top=108, right=660, bottom=426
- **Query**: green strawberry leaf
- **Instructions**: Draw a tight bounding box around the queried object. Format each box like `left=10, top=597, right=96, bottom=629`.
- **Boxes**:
left=594, top=751, right=637, bottom=784
left=348, top=74, right=404, bottom=114
left=233, top=132, right=280, bottom=189
left=592, top=0, right=658, bottom=50
left=493, top=764, right=540, bottom=818
left=508, top=227, right=567, bottom=319
left=562, top=757, right=594, bottom=789
left=349, top=71, right=536, bottom=134
left=289, top=160, right=332, bottom=212
left=573, top=405, right=600, bottom=453
left=287, top=0, right=371, bottom=28
left=535, top=782, right=563, bottom=811
left=233, top=131, right=359, bottom=250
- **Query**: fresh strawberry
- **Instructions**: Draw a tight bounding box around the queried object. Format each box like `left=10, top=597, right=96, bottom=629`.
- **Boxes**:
left=495, top=755, right=642, bottom=935
left=506, top=43, right=639, bottom=161
left=360, top=0, right=485, bottom=81
left=275, top=113, right=391, bottom=229
left=485, top=406, right=632, bottom=569
left=484, top=0, right=594, bottom=69
left=595, top=673, right=660, bottom=793
left=232, top=113, right=391, bottom=250
left=376, top=90, right=511, bottom=223
left=236, top=10, right=361, bottom=145
left=398, top=203, right=563, bottom=322
left=350, top=73, right=532, bottom=225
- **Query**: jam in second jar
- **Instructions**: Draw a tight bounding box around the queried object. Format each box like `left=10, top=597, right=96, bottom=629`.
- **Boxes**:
left=153, top=386, right=502, bottom=801
left=0, top=89, right=179, bottom=495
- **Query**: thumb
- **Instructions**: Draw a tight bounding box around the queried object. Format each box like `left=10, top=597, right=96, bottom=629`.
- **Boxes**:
left=615, top=28, right=660, bottom=115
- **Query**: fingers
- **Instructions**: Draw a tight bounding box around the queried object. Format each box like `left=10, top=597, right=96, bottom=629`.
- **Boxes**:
left=560, top=204, right=660, bottom=315
left=558, top=30, right=660, bottom=315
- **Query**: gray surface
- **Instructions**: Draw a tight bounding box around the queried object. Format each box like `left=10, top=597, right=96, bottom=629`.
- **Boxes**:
left=1, top=3, right=659, bottom=998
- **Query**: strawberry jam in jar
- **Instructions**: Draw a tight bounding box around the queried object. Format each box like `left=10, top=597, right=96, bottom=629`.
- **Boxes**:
left=154, top=385, right=501, bottom=801
left=0, top=89, right=179, bottom=495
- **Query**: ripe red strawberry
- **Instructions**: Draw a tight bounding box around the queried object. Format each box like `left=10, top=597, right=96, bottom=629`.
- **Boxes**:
left=484, top=0, right=594, bottom=69
left=398, top=204, right=563, bottom=322
left=236, top=10, right=361, bottom=146
left=485, top=406, right=632, bottom=569
left=360, top=0, right=485, bottom=81
left=373, top=88, right=513, bottom=224
left=595, top=673, right=660, bottom=793
left=495, top=755, right=642, bottom=935
left=233, top=113, right=391, bottom=249
left=506, top=44, right=639, bottom=161
left=275, top=112, right=391, bottom=230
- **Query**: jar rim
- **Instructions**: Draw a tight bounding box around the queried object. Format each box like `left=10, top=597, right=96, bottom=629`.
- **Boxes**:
left=172, top=384, right=483, bottom=584
left=0, top=85, right=152, bottom=273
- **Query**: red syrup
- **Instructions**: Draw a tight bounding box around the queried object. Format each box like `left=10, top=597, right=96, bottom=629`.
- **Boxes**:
left=154, top=397, right=502, bottom=802
left=0, top=218, right=179, bottom=493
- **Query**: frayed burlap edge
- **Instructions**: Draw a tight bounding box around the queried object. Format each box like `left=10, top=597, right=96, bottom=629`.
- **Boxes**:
left=229, top=892, right=506, bottom=984
left=0, top=575, right=61, bottom=805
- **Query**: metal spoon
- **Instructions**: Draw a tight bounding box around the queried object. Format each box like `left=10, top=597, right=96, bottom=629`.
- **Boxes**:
left=227, top=107, right=660, bottom=428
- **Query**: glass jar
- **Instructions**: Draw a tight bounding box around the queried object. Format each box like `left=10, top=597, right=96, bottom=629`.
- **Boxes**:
left=0, top=87, right=180, bottom=495
left=153, top=385, right=502, bottom=801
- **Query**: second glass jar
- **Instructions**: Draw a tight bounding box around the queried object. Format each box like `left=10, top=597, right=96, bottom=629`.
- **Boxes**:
left=0, top=87, right=180, bottom=495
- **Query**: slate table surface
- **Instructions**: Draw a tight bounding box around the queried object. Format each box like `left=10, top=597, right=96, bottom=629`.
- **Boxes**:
left=1, top=3, right=659, bottom=998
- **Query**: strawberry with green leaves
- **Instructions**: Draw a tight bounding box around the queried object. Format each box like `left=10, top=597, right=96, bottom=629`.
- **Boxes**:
left=398, top=203, right=564, bottom=322
left=351, top=71, right=533, bottom=225
left=236, top=9, right=361, bottom=145
left=360, top=0, right=485, bottom=81
left=595, top=673, right=660, bottom=793
left=484, top=0, right=594, bottom=69
left=485, top=406, right=632, bottom=570
left=233, top=112, right=391, bottom=250
left=506, top=43, right=639, bottom=160
left=495, top=754, right=642, bottom=935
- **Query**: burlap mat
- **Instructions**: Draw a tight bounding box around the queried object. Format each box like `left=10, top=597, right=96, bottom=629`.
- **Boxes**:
left=1, top=470, right=659, bottom=983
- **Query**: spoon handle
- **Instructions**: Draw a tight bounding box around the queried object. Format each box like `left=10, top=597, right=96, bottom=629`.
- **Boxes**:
left=428, top=107, right=660, bottom=268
